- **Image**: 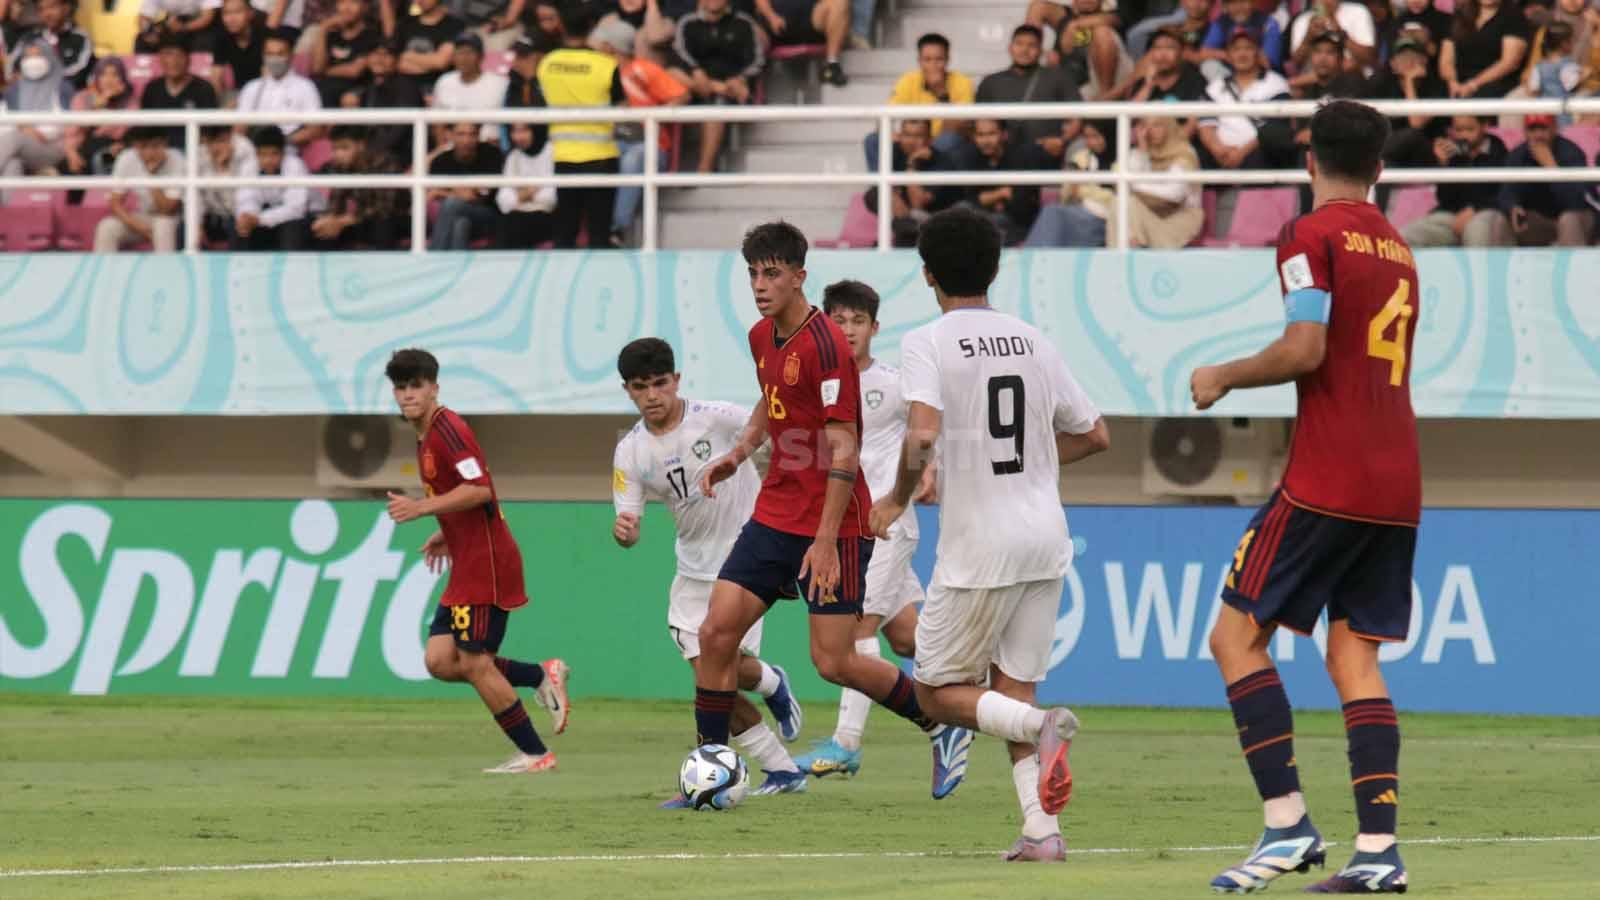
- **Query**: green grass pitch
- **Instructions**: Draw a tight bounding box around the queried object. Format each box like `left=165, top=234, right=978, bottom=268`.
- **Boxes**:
left=3, top=694, right=1598, bottom=899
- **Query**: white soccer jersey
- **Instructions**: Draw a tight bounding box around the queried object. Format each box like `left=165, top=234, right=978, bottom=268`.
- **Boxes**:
left=612, top=400, right=760, bottom=583
left=858, top=360, right=918, bottom=541
left=899, top=308, right=1100, bottom=589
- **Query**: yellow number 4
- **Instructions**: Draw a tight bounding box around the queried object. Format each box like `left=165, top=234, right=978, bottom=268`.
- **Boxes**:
left=1367, top=280, right=1413, bottom=387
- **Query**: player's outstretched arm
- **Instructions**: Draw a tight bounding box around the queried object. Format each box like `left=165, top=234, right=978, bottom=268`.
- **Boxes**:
left=1191, top=322, right=1327, bottom=410
left=1056, top=416, right=1111, bottom=465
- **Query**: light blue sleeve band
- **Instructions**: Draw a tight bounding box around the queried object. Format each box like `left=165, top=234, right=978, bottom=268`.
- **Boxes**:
left=1284, top=288, right=1331, bottom=324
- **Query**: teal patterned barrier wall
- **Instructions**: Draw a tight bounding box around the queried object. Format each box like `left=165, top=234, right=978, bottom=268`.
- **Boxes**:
left=2, top=249, right=1596, bottom=416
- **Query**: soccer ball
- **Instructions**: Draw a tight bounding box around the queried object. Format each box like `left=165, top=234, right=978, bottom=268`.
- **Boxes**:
left=678, top=743, right=749, bottom=811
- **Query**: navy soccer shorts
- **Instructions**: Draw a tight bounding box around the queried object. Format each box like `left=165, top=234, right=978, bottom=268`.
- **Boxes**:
left=429, top=603, right=509, bottom=654
left=717, top=520, right=875, bottom=615
left=1220, top=490, right=1417, bottom=641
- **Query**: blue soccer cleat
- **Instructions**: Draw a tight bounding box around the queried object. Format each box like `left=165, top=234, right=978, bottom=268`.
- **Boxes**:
left=793, top=737, right=863, bottom=778
left=658, top=794, right=692, bottom=810
left=751, top=768, right=809, bottom=797
left=1211, top=815, right=1327, bottom=894
left=1305, top=845, right=1408, bottom=894
left=929, top=724, right=973, bottom=800
left=763, top=665, right=803, bottom=742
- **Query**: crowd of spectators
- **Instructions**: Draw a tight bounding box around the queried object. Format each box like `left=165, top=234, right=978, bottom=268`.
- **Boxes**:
left=0, top=0, right=1596, bottom=250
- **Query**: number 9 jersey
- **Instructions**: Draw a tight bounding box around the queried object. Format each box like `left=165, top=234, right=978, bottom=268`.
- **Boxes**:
left=899, top=308, right=1101, bottom=590
left=1275, top=200, right=1421, bottom=526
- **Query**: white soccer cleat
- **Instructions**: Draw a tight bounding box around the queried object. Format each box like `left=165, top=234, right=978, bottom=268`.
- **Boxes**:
left=535, top=658, right=571, bottom=735
left=483, top=752, right=558, bottom=774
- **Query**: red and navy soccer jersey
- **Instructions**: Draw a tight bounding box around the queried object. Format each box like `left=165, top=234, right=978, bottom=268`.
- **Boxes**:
left=418, top=408, right=529, bottom=610
left=747, top=308, right=874, bottom=538
left=1275, top=200, right=1421, bottom=526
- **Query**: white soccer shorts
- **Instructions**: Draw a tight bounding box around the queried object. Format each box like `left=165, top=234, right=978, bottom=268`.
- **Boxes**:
left=863, top=530, right=924, bottom=620
left=667, top=574, right=764, bottom=660
left=913, top=577, right=1065, bottom=687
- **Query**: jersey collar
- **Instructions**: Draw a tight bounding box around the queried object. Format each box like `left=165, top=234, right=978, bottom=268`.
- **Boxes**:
left=772, top=306, right=820, bottom=347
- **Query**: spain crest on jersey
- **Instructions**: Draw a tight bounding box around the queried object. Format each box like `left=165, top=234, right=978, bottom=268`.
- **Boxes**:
left=783, top=353, right=802, bottom=386
left=421, top=450, right=437, bottom=480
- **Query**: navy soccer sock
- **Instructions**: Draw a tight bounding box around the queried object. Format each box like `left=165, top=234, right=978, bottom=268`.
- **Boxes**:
left=494, top=656, right=546, bottom=689
left=494, top=700, right=547, bottom=756
left=1343, top=697, right=1400, bottom=835
left=694, top=687, right=736, bottom=746
left=875, top=670, right=938, bottom=733
left=1226, top=668, right=1302, bottom=801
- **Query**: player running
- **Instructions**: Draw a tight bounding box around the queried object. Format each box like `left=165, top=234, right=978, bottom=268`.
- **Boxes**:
left=1191, top=99, right=1418, bottom=895
left=868, top=207, right=1110, bottom=862
left=695, top=222, right=975, bottom=800
left=609, top=337, right=809, bottom=802
left=793, top=280, right=936, bottom=779
left=383, top=348, right=571, bottom=775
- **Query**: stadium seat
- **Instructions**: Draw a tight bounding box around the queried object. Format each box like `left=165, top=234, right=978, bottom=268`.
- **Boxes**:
left=1387, top=186, right=1437, bottom=229
left=1565, top=125, right=1599, bottom=162
left=1203, top=187, right=1298, bottom=247
left=813, top=191, right=878, bottom=248
left=0, top=191, right=56, bottom=252
left=292, top=53, right=312, bottom=76
left=767, top=43, right=825, bottom=104
left=55, top=189, right=115, bottom=252
left=484, top=50, right=514, bottom=76
left=301, top=138, right=333, bottom=172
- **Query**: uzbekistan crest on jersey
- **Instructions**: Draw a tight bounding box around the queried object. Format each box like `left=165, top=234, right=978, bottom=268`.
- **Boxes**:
left=783, top=353, right=802, bottom=386
left=692, top=439, right=712, bottom=461
left=865, top=389, right=883, bottom=409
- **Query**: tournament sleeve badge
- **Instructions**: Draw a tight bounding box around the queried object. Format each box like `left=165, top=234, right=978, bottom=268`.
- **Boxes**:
left=783, top=353, right=802, bottom=386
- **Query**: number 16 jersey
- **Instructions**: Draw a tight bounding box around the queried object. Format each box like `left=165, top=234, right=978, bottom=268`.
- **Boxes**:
left=1275, top=200, right=1421, bottom=526
left=899, top=308, right=1101, bottom=590
left=612, top=400, right=760, bottom=581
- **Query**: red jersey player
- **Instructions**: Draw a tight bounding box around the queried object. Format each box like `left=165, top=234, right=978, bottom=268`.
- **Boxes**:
left=384, top=348, right=571, bottom=775
left=694, top=223, right=974, bottom=799
left=1190, top=100, right=1417, bottom=894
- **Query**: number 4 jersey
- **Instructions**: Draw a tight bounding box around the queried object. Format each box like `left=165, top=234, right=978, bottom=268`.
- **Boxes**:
left=1275, top=200, right=1421, bottom=526
left=612, top=400, right=761, bottom=580
left=899, top=308, right=1101, bottom=590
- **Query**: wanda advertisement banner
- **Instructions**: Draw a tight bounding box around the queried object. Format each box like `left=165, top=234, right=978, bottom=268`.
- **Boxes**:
left=1, top=499, right=1592, bottom=714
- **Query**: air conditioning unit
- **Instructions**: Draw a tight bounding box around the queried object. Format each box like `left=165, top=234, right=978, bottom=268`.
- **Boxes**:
left=1142, top=418, right=1282, bottom=500
left=315, top=416, right=419, bottom=489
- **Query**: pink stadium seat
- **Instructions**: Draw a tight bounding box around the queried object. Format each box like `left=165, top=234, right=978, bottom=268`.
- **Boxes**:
left=301, top=138, right=333, bottom=172
left=1387, top=186, right=1436, bottom=229
left=0, top=191, right=56, bottom=252
left=291, top=53, right=311, bottom=76
left=769, top=43, right=825, bottom=62
left=1565, top=125, right=1599, bottom=163
left=813, top=191, right=878, bottom=248
left=484, top=50, right=514, bottom=76
left=1205, top=187, right=1298, bottom=247
left=55, top=189, right=115, bottom=252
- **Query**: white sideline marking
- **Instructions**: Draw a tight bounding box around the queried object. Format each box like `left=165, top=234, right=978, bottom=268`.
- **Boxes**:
left=3, top=835, right=1598, bottom=880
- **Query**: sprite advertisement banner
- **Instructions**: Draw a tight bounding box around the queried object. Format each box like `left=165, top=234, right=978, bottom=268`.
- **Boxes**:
left=1, top=499, right=1594, bottom=714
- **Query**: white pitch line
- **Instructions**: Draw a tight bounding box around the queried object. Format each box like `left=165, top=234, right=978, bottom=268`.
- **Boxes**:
left=3, top=834, right=1598, bottom=880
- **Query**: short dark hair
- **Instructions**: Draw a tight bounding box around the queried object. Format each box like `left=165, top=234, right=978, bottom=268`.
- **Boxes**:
left=917, top=207, right=1001, bottom=298
left=330, top=123, right=368, bottom=142
left=822, top=280, right=880, bottom=322
left=1012, top=24, right=1043, bottom=43
left=263, top=26, right=296, bottom=49
left=127, top=125, right=167, bottom=144
left=386, top=348, right=440, bottom=385
left=916, top=32, right=949, bottom=53
left=560, top=3, right=596, bottom=37
left=1149, top=26, right=1184, bottom=49
left=616, top=338, right=676, bottom=382
left=741, top=221, right=808, bottom=268
left=1309, top=99, right=1389, bottom=184
left=248, top=125, right=286, bottom=150
left=200, top=124, right=232, bottom=142
left=156, top=31, right=189, bottom=52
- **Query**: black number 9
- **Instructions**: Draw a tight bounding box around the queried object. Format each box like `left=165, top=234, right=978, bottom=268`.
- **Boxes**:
left=987, top=375, right=1025, bottom=475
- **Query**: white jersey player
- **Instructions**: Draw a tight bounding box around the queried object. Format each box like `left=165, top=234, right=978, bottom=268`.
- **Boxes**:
left=867, top=209, right=1110, bottom=862
left=793, top=280, right=936, bottom=779
left=609, top=338, right=807, bottom=804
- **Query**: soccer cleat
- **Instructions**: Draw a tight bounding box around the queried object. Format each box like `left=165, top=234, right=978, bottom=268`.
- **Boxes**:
left=658, top=794, right=693, bottom=810
left=482, top=752, right=558, bottom=774
left=1036, top=707, right=1079, bottom=815
left=763, top=664, right=803, bottom=742
left=1209, top=815, right=1327, bottom=894
left=535, top=658, right=571, bottom=735
left=1305, top=845, right=1408, bottom=893
left=750, top=768, right=809, bottom=797
left=929, top=724, right=973, bottom=799
left=1002, top=833, right=1066, bottom=863
left=793, top=737, right=862, bottom=778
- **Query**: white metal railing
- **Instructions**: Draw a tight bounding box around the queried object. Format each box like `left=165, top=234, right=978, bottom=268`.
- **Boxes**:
left=2, top=98, right=1597, bottom=252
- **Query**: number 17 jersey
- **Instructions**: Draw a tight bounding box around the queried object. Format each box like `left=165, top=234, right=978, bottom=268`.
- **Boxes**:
left=1275, top=200, right=1421, bottom=526
left=899, top=308, right=1101, bottom=590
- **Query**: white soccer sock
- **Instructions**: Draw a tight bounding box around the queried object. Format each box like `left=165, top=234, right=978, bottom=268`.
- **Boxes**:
left=1012, top=755, right=1059, bottom=839
left=976, top=691, right=1048, bottom=744
left=734, top=722, right=799, bottom=774
left=1354, top=833, right=1396, bottom=853
left=833, top=638, right=880, bottom=752
left=754, top=660, right=782, bottom=697
left=1263, top=791, right=1308, bottom=829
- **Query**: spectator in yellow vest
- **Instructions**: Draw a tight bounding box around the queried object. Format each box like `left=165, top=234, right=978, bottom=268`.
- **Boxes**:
left=537, top=3, right=626, bottom=248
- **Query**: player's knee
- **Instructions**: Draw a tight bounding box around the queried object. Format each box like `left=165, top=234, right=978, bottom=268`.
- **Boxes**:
left=456, top=649, right=495, bottom=683
left=423, top=643, right=459, bottom=681
left=698, top=619, right=741, bottom=658
left=888, top=635, right=915, bottom=659
left=1324, top=639, right=1379, bottom=685
left=809, top=647, right=848, bottom=686
left=1207, top=623, right=1245, bottom=667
